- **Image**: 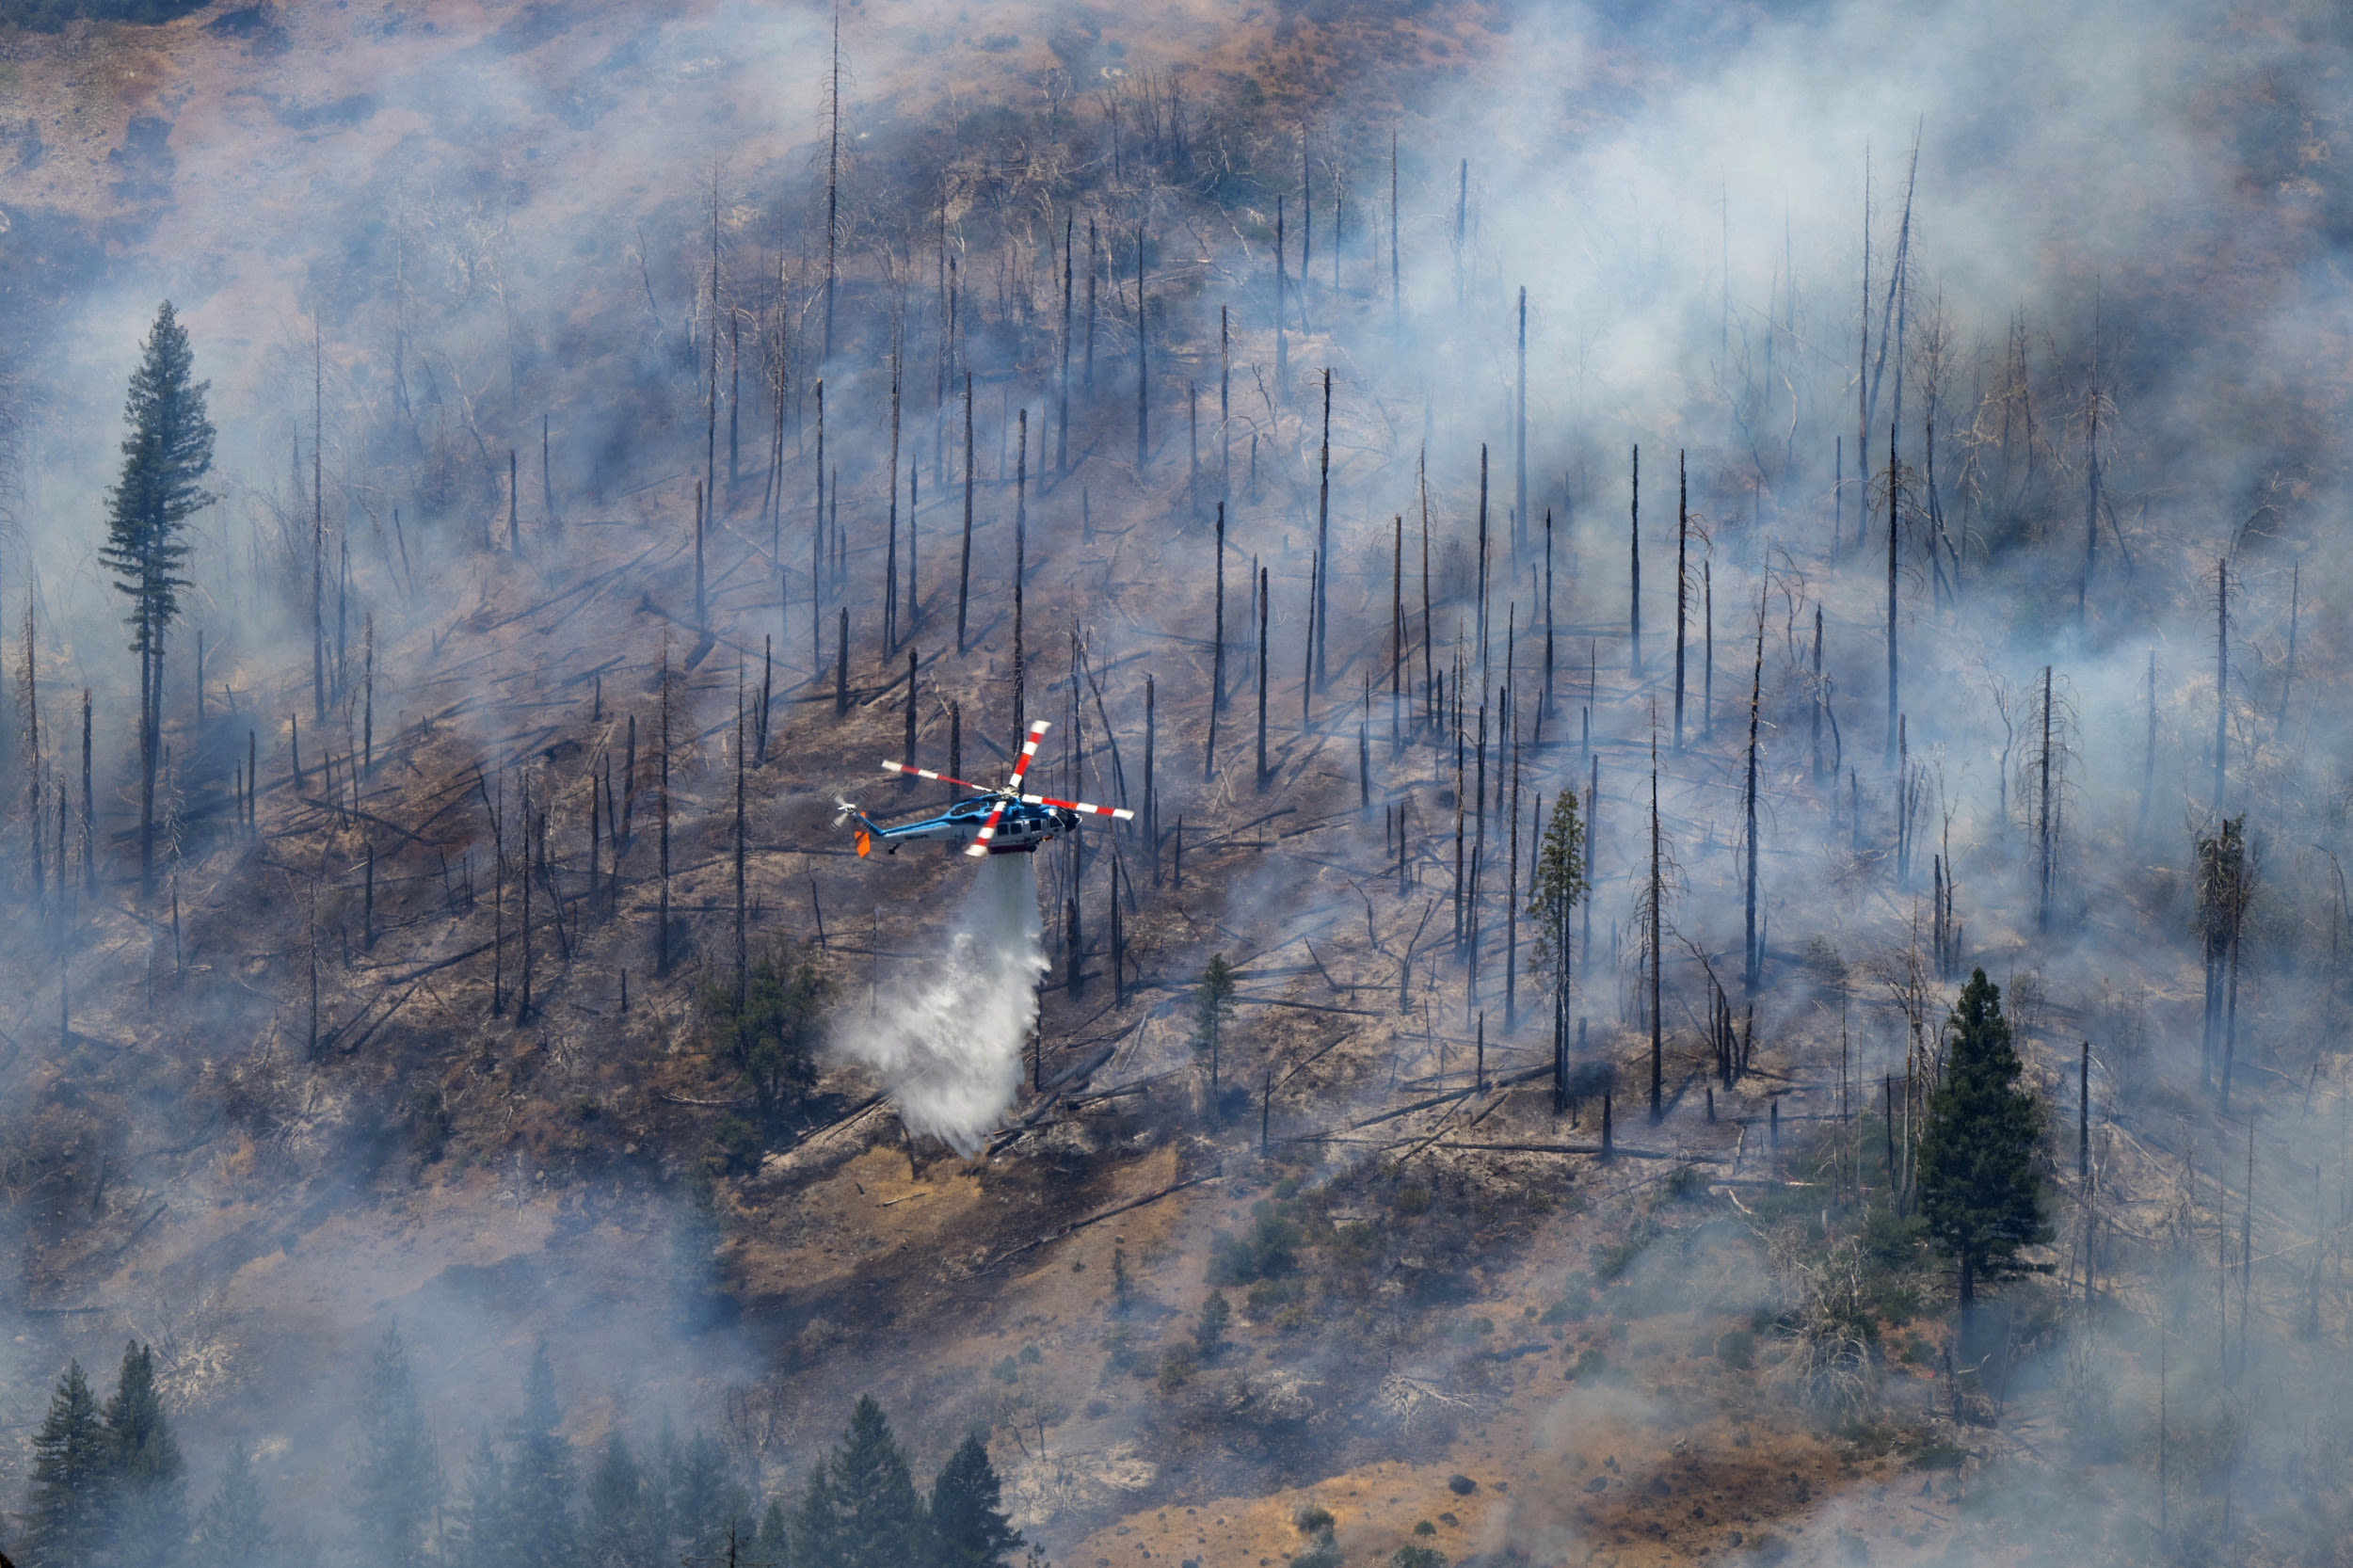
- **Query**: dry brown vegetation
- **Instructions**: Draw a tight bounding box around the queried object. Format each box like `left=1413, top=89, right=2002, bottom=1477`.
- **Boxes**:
left=4, top=1, right=2353, bottom=1566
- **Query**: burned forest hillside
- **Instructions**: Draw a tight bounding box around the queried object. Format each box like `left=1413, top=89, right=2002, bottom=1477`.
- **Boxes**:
left=4, top=0, right=2353, bottom=1565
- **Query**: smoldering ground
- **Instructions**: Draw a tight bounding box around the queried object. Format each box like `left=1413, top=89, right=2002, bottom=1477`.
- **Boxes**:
left=2, top=0, right=2353, bottom=1560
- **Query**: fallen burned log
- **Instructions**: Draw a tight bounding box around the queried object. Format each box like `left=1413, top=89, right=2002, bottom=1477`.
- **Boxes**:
left=984, top=1168, right=1225, bottom=1272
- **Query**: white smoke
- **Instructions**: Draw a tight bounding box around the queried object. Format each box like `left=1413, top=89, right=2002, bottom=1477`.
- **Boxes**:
left=831, top=853, right=1048, bottom=1155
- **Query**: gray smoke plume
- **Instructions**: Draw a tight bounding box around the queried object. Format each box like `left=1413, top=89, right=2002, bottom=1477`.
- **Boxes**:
left=831, top=852, right=1047, bottom=1154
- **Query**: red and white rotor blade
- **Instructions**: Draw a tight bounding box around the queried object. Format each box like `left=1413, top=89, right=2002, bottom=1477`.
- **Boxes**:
left=964, top=797, right=1012, bottom=857
left=883, top=760, right=989, bottom=792
left=1004, top=719, right=1051, bottom=792
left=1020, top=793, right=1135, bottom=821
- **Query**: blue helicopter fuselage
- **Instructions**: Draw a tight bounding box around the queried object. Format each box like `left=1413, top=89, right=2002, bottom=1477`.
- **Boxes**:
left=870, top=796, right=1078, bottom=854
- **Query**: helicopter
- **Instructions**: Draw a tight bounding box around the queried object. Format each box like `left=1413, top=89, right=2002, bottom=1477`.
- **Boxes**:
left=836, top=718, right=1133, bottom=857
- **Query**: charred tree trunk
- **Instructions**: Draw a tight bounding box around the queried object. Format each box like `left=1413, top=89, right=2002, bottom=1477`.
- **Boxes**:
left=1514, top=286, right=1528, bottom=561
left=837, top=608, right=850, bottom=719
left=1393, top=515, right=1405, bottom=751
left=693, top=480, right=707, bottom=631
left=903, top=648, right=918, bottom=772
left=520, top=793, right=535, bottom=1020
left=1544, top=507, right=1555, bottom=723
left=2078, top=1039, right=2090, bottom=1178
left=1628, top=446, right=1641, bottom=674
left=2038, top=664, right=2055, bottom=934
left=1811, top=607, right=1824, bottom=782
left=1144, top=672, right=1157, bottom=883
left=1209, top=503, right=1225, bottom=776
left=1650, top=734, right=1663, bottom=1123
left=1257, top=567, right=1271, bottom=788
left=313, top=332, right=327, bottom=719
left=1314, top=368, right=1332, bottom=689
left=659, top=660, right=673, bottom=977
left=1220, top=305, right=1231, bottom=501
left=1135, top=225, right=1149, bottom=467
left=1506, top=706, right=1520, bottom=1029
left=1885, top=420, right=1899, bottom=760
left=1013, top=410, right=1028, bottom=731
left=1419, top=469, right=1434, bottom=728
left=1703, top=562, right=1714, bottom=740
left=622, top=712, right=637, bottom=845
left=2213, top=560, right=2229, bottom=817
left=1673, top=452, right=1688, bottom=750
left=823, top=13, right=840, bottom=360
left=1476, top=445, right=1489, bottom=680
left=812, top=379, right=826, bottom=671
left=885, top=350, right=902, bottom=652
left=735, top=685, right=749, bottom=1008
left=957, top=374, right=975, bottom=654
left=80, top=693, right=92, bottom=888
left=1745, top=608, right=1764, bottom=991
left=1060, top=210, right=1073, bottom=473
left=2138, top=648, right=2156, bottom=839
left=1302, top=560, right=1316, bottom=731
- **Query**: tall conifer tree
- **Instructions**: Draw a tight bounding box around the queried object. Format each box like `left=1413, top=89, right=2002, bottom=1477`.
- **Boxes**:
left=795, top=1396, right=924, bottom=1568
left=102, top=1341, right=186, bottom=1568
left=665, top=1429, right=741, bottom=1563
left=583, top=1433, right=648, bottom=1568
left=1917, top=968, right=2054, bottom=1314
left=351, top=1323, right=440, bottom=1568
left=100, top=301, right=214, bottom=894
left=448, top=1428, right=507, bottom=1568
left=928, top=1431, right=1022, bottom=1568
left=1526, top=791, right=1588, bottom=1111
left=23, top=1360, right=110, bottom=1568
left=757, top=1496, right=792, bottom=1564
left=502, top=1342, right=576, bottom=1568
left=190, top=1440, right=272, bottom=1568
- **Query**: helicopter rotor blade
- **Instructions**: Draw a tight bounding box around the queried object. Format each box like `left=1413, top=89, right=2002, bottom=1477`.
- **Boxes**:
left=1004, top=719, right=1050, bottom=792
left=883, top=760, right=991, bottom=792
left=963, top=796, right=1012, bottom=857
left=1019, top=792, right=1135, bottom=821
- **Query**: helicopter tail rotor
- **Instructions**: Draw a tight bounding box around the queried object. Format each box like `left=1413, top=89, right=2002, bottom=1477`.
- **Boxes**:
left=835, top=798, right=878, bottom=857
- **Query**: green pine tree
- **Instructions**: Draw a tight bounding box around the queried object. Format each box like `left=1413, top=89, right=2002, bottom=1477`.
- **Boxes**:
left=756, top=1496, right=791, bottom=1564
left=21, top=1360, right=111, bottom=1568
left=1190, top=954, right=1239, bottom=1091
left=795, top=1396, right=923, bottom=1568
left=503, top=1341, right=577, bottom=1568
left=791, top=1458, right=837, bottom=1568
left=1193, top=1291, right=1232, bottom=1364
left=1916, top=968, right=2055, bottom=1310
left=703, top=936, right=830, bottom=1137
left=101, top=1342, right=186, bottom=1568
left=928, top=1431, right=1022, bottom=1568
left=99, top=300, right=214, bottom=894
left=666, top=1429, right=737, bottom=1563
left=189, top=1439, right=271, bottom=1568
left=448, top=1427, right=507, bottom=1568
left=1525, top=791, right=1588, bottom=1109
left=583, top=1433, right=648, bottom=1568
left=351, top=1323, right=441, bottom=1568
